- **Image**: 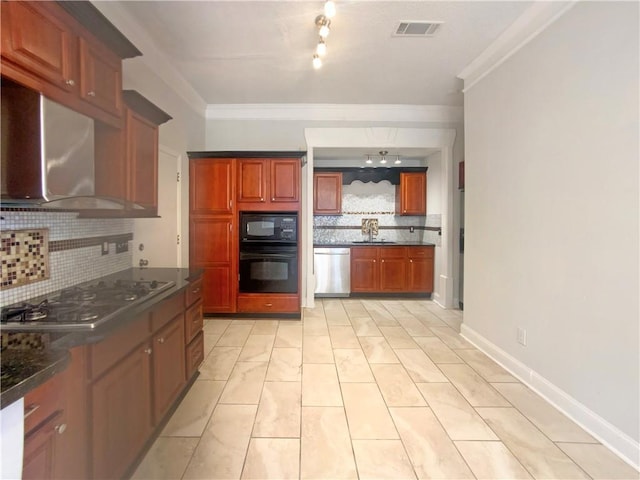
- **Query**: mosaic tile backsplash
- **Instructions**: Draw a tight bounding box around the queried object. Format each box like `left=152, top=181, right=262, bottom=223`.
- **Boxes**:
left=0, top=211, right=133, bottom=305
left=1, top=229, right=49, bottom=288
left=313, top=180, right=441, bottom=245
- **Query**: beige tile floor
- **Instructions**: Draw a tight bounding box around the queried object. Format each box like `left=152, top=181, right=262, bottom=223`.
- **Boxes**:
left=132, top=299, right=639, bottom=480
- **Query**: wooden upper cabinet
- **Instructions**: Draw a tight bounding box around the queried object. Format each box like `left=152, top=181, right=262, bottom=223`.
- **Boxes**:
left=270, top=159, right=300, bottom=203
left=190, top=158, right=235, bottom=215
left=396, top=172, right=427, bottom=215
left=237, top=159, right=267, bottom=204
left=126, top=110, right=158, bottom=209
left=237, top=158, right=300, bottom=209
left=1, top=1, right=141, bottom=128
left=78, top=37, right=122, bottom=118
left=314, top=172, right=342, bottom=214
left=94, top=90, right=171, bottom=215
left=1, top=1, right=77, bottom=93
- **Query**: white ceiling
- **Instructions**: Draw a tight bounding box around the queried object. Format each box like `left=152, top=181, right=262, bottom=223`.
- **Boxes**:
left=114, top=1, right=533, bottom=107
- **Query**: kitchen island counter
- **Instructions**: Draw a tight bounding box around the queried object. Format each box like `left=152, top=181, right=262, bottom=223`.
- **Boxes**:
left=0, top=267, right=202, bottom=409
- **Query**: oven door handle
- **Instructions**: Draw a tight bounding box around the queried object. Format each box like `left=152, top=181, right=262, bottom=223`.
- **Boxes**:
left=240, top=252, right=295, bottom=260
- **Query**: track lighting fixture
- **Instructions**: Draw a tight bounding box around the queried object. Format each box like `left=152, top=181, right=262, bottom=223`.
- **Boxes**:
left=312, top=4, right=336, bottom=69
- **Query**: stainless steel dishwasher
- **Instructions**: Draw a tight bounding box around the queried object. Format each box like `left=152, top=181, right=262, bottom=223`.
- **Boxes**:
left=314, top=247, right=350, bottom=297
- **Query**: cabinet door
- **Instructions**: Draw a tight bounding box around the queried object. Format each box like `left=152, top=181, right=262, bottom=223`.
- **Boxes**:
left=92, top=345, right=152, bottom=480
left=237, top=159, right=267, bottom=204
left=78, top=36, right=122, bottom=118
left=350, top=247, right=378, bottom=292
left=397, top=172, right=427, bottom=215
left=314, top=172, right=342, bottom=214
left=190, top=159, right=235, bottom=215
left=1, top=1, right=77, bottom=92
left=407, top=247, right=434, bottom=292
left=153, top=315, right=186, bottom=422
left=270, top=159, right=300, bottom=203
left=379, top=247, right=407, bottom=292
left=127, top=109, right=158, bottom=210
left=23, top=411, right=65, bottom=480
left=201, top=266, right=236, bottom=313
left=190, top=217, right=234, bottom=264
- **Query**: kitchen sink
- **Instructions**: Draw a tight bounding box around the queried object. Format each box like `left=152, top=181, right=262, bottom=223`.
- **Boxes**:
left=351, top=240, right=396, bottom=244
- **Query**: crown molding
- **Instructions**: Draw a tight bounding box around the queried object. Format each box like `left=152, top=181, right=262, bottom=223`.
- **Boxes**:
left=205, top=104, right=464, bottom=123
left=458, top=1, right=578, bottom=92
left=90, top=1, right=207, bottom=118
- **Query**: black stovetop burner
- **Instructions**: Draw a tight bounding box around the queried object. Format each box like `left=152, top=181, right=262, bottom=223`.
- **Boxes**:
left=1, top=279, right=174, bottom=331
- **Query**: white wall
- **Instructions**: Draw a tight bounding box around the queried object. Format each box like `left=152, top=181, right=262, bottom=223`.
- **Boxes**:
left=463, top=1, right=639, bottom=466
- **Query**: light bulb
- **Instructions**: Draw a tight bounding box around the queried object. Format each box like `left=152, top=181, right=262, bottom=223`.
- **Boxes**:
left=319, top=23, right=330, bottom=38
left=316, top=39, right=327, bottom=57
left=312, top=54, right=322, bottom=69
left=324, top=0, right=336, bottom=18
left=394, top=159, right=401, bottom=165
left=380, top=159, right=387, bottom=164
left=366, top=157, right=372, bottom=164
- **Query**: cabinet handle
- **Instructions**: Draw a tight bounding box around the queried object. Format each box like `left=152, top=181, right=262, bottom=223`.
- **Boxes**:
left=65, top=79, right=75, bottom=86
left=271, top=198, right=275, bottom=201
left=260, top=197, right=264, bottom=202
left=144, top=347, right=152, bottom=355
left=381, top=259, right=385, bottom=263
left=192, top=287, right=200, bottom=295
left=24, top=403, right=40, bottom=419
left=265, top=303, right=273, bottom=307
left=55, top=423, right=67, bottom=435
left=87, top=91, right=96, bottom=97
left=373, top=260, right=376, bottom=263
left=157, top=337, right=165, bottom=344
left=229, top=199, right=232, bottom=209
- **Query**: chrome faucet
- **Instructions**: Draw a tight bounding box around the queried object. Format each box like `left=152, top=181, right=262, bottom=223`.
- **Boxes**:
left=361, top=218, right=379, bottom=242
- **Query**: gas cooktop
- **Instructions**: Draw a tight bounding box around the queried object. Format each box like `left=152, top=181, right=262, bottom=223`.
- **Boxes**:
left=0, top=279, right=175, bottom=331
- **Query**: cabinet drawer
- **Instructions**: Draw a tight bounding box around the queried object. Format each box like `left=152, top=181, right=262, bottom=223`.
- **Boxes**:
left=350, top=246, right=378, bottom=259
left=24, top=374, right=64, bottom=435
left=185, top=300, right=203, bottom=344
left=90, top=314, right=150, bottom=380
left=186, top=331, right=205, bottom=380
left=408, top=246, right=434, bottom=259
left=379, top=246, right=407, bottom=258
left=150, top=292, right=184, bottom=332
left=237, top=294, right=300, bottom=313
left=186, top=278, right=203, bottom=306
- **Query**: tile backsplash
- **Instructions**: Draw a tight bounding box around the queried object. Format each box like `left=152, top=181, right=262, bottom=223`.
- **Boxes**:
left=313, top=180, right=441, bottom=245
left=0, top=211, right=133, bottom=305
left=1, top=228, right=49, bottom=288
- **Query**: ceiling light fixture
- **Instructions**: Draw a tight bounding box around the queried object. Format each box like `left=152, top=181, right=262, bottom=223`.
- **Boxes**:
left=312, top=5, right=335, bottom=69
left=363, top=151, right=404, bottom=166
left=315, top=15, right=331, bottom=38
left=324, top=0, right=336, bottom=18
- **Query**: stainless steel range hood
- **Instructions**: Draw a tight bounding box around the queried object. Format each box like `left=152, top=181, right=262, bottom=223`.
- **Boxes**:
left=1, top=79, right=129, bottom=210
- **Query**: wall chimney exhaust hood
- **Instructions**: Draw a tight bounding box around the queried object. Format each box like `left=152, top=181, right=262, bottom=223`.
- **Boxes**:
left=1, top=79, right=131, bottom=210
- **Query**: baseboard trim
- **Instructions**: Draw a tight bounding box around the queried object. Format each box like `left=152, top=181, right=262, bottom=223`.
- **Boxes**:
left=460, top=324, right=640, bottom=471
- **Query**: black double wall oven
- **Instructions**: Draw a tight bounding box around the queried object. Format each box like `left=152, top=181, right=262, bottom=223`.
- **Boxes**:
left=239, top=212, right=298, bottom=294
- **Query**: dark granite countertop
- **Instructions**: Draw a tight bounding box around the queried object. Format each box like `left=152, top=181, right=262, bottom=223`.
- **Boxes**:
left=314, top=241, right=436, bottom=248
left=0, top=267, right=202, bottom=409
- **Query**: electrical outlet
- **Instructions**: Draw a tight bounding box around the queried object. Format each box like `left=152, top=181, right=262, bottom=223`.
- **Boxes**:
left=115, top=241, right=129, bottom=254
left=410, top=226, right=415, bottom=233
left=517, top=327, right=527, bottom=346
left=101, top=242, right=109, bottom=255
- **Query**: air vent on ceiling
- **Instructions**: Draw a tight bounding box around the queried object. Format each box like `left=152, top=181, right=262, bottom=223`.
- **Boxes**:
left=394, top=21, right=443, bottom=37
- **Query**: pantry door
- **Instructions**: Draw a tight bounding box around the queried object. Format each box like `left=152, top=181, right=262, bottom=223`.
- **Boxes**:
left=133, top=145, right=181, bottom=268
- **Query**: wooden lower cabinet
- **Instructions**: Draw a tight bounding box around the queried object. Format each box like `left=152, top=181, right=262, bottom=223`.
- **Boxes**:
left=379, top=248, right=408, bottom=292
left=351, top=246, right=434, bottom=294
left=91, top=342, right=153, bottom=479
left=152, top=315, right=186, bottom=423
left=23, top=411, right=66, bottom=480
left=351, top=247, right=379, bottom=293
